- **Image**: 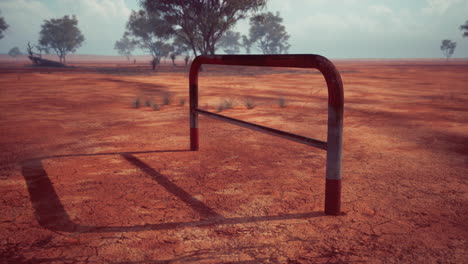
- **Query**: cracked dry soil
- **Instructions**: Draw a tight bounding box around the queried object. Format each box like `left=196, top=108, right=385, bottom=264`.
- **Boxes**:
left=0, top=60, right=467, bottom=263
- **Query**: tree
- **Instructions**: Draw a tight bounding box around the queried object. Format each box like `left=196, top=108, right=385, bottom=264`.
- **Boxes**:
left=217, top=30, right=242, bottom=54
left=114, top=36, right=135, bottom=61
left=124, top=10, right=173, bottom=70
left=142, top=0, right=267, bottom=56
left=170, top=53, right=176, bottom=65
left=440, top=39, right=456, bottom=60
left=172, top=33, right=190, bottom=56
left=26, top=42, right=48, bottom=58
left=35, top=44, right=49, bottom=58
left=246, top=11, right=290, bottom=54
left=241, top=35, right=251, bottom=53
left=460, top=20, right=468, bottom=38
left=8, top=47, right=21, bottom=59
left=26, top=42, right=34, bottom=57
left=0, top=12, right=8, bottom=40
left=39, top=15, right=84, bottom=63
left=26, top=41, right=65, bottom=67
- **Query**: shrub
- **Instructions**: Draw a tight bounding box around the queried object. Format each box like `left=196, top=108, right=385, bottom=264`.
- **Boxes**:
left=223, top=99, right=233, bottom=109
left=217, top=103, right=224, bottom=112
left=152, top=103, right=160, bottom=111
left=179, top=98, right=185, bottom=106
left=162, top=92, right=172, bottom=105
left=244, top=97, right=256, bottom=109
left=278, top=97, right=286, bottom=108
left=145, top=99, right=152, bottom=107
left=216, top=98, right=235, bottom=112
left=133, top=97, right=141, bottom=108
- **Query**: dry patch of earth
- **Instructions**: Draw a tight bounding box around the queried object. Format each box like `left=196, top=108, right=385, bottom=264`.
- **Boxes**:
left=0, top=60, right=467, bottom=263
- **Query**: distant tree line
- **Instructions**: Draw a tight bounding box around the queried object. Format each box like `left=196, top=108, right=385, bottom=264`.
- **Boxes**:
left=4, top=2, right=465, bottom=64
left=1, top=1, right=293, bottom=69
left=114, top=0, right=291, bottom=70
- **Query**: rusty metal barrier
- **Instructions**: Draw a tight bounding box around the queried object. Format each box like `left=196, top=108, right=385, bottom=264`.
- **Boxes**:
left=189, top=55, right=344, bottom=215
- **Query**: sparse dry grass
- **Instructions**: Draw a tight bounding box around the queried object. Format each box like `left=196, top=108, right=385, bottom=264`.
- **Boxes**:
left=133, top=97, right=141, bottom=108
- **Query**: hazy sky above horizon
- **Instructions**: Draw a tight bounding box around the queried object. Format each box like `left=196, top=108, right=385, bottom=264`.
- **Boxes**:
left=0, top=0, right=467, bottom=58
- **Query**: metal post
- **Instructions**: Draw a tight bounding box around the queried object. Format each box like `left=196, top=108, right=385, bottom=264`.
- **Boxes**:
left=189, top=60, right=200, bottom=151
left=320, top=57, right=344, bottom=216
left=188, top=54, right=343, bottom=215
left=325, top=107, right=343, bottom=215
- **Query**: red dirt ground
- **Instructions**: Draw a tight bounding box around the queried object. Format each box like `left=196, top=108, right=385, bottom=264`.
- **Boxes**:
left=0, top=59, right=467, bottom=263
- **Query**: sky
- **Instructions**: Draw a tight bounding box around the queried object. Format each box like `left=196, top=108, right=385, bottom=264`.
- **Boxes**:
left=0, top=0, right=467, bottom=59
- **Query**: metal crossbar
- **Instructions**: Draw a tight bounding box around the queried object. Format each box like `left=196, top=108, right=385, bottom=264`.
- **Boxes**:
left=196, top=109, right=328, bottom=150
left=189, top=54, right=344, bottom=215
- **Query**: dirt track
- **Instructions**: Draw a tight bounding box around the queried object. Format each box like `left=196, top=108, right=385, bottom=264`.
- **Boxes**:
left=0, top=60, right=467, bottom=263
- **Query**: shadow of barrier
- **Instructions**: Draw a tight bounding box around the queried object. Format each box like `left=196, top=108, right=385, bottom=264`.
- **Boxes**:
left=189, top=55, right=344, bottom=215
left=21, top=150, right=324, bottom=233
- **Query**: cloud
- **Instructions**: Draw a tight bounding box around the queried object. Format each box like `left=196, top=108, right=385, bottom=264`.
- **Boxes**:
left=368, top=5, right=393, bottom=16
left=54, top=0, right=132, bottom=54
left=284, top=2, right=437, bottom=58
left=0, top=0, right=54, bottom=49
left=0, top=0, right=52, bottom=17
left=267, top=0, right=293, bottom=13
left=289, top=4, right=414, bottom=39
left=422, top=0, right=462, bottom=15
left=58, top=0, right=131, bottom=22
left=0, top=0, right=132, bottom=55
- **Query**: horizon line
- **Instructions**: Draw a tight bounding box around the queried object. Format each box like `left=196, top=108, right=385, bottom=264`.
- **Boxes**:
left=0, top=53, right=467, bottom=61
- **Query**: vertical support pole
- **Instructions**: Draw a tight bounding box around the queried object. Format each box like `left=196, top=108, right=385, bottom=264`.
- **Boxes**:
left=325, top=100, right=343, bottom=215
left=316, top=55, right=344, bottom=216
left=189, top=60, right=200, bottom=151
